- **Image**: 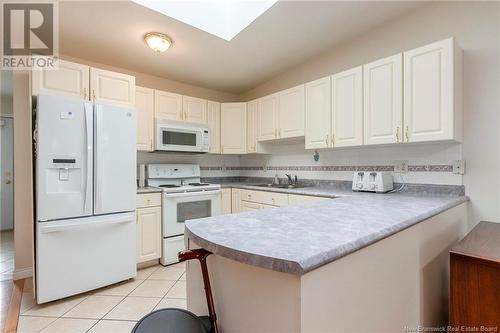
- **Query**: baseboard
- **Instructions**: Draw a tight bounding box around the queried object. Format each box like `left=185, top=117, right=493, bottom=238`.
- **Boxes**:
left=13, top=267, right=32, bottom=280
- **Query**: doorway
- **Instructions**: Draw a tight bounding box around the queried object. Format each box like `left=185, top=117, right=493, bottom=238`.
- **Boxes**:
left=0, top=70, right=14, bottom=283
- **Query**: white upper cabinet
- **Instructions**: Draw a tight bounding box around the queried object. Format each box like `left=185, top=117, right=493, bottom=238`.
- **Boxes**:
left=305, top=76, right=331, bottom=149
left=331, top=66, right=363, bottom=148
left=183, top=96, right=207, bottom=124
left=154, top=90, right=182, bottom=121
left=135, top=87, right=154, bottom=151
left=90, top=67, right=135, bottom=107
left=278, top=84, right=305, bottom=138
left=32, top=59, right=90, bottom=100
left=258, top=94, right=279, bottom=141
left=221, top=103, right=247, bottom=154
left=207, top=101, right=221, bottom=154
left=363, top=54, right=403, bottom=145
left=403, top=37, right=462, bottom=143
left=247, top=100, right=259, bottom=153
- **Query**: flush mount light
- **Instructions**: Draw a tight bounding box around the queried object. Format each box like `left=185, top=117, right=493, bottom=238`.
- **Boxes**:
left=144, top=32, right=172, bottom=53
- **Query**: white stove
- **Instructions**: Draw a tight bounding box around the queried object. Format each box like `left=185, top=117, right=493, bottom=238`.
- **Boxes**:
left=146, top=164, right=221, bottom=265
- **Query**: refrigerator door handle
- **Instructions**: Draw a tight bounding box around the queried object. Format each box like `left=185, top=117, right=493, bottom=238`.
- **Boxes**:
left=84, top=103, right=93, bottom=214
left=94, top=104, right=103, bottom=213
left=38, top=215, right=134, bottom=233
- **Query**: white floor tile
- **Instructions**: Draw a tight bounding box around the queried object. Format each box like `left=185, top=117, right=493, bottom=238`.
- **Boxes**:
left=154, top=297, right=187, bottom=311
left=148, top=266, right=184, bottom=281
left=20, top=292, right=37, bottom=314
left=23, top=295, right=87, bottom=318
left=165, top=281, right=186, bottom=299
left=93, top=279, right=143, bottom=297
left=16, top=315, right=56, bottom=333
left=39, top=318, right=97, bottom=333
left=88, top=319, right=137, bottom=333
left=104, top=297, right=160, bottom=321
left=178, top=272, right=186, bottom=281
left=129, top=280, right=175, bottom=298
left=136, top=266, right=159, bottom=280
left=62, top=295, right=124, bottom=319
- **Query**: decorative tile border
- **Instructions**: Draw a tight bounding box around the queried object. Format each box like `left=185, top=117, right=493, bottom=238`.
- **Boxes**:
left=201, top=165, right=454, bottom=172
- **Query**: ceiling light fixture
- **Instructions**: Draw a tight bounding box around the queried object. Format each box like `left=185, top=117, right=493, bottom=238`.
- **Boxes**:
left=144, top=32, right=172, bottom=53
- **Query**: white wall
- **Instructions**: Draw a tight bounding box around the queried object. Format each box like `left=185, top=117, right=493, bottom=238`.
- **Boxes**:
left=239, top=2, right=500, bottom=223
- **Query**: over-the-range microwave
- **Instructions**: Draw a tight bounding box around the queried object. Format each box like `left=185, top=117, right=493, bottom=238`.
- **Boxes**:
left=155, top=120, right=209, bottom=153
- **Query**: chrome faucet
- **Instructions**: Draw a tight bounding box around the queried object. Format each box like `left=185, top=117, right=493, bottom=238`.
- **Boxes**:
left=285, top=174, right=298, bottom=186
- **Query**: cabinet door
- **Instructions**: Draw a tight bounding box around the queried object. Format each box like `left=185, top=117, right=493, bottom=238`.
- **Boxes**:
left=363, top=54, right=403, bottom=145
left=90, top=67, right=135, bottom=107
left=183, top=96, right=207, bottom=124
left=231, top=189, right=241, bottom=213
left=404, top=38, right=457, bottom=142
left=154, top=90, right=182, bottom=121
left=247, top=100, right=259, bottom=153
left=305, top=77, right=331, bottom=149
left=207, top=101, right=221, bottom=154
left=331, top=66, right=363, bottom=147
left=135, top=87, right=154, bottom=151
left=221, top=103, right=247, bottom=154
left=279, top=84, right=305, bottom=138
left=240, top=201, right=261, bottom=212
left=136, top=206, right=161, bottom=263
left=220, top=188, right=232, bottom=214
left=258, top=94, right=279, bottom=141
left=32, top=59, right=89, bottom=100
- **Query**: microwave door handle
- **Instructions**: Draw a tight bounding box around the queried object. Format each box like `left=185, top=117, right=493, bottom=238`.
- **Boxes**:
left=164, top=189, right=221, bottom=198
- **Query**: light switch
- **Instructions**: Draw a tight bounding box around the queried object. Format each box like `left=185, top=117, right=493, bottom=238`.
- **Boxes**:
left=59, top=168, right=69, bottom=181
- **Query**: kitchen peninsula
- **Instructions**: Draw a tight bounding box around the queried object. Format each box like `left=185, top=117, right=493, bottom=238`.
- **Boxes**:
left=185, top=188, right=469, bottom=332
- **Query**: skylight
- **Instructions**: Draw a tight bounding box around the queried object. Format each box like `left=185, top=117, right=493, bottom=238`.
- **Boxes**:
left=132, top=0, right=278, bottom=41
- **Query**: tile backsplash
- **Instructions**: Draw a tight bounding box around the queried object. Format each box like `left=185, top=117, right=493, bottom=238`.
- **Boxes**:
left=138, top=141, right=463, bottom=186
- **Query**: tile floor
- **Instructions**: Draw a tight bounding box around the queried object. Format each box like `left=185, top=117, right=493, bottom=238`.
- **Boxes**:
left=17, top=262, right=187, bottom=333
left=1, top=230, right=15, bottom=282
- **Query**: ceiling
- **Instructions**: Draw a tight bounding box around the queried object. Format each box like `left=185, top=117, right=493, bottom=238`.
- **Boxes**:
left=59, top=1, right=426, bottom=94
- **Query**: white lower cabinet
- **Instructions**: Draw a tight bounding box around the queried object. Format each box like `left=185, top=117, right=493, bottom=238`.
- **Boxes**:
left=231, top=188, right=242, bottom=213
left=288, top=194, right=328, bottom=205
left=136, top=193, right=161, bottom=264
left=162, top=236, right=184, bottom=266
left=240, top=201, right=262, bottom=212
left=221, top=188, right=232, bottom=214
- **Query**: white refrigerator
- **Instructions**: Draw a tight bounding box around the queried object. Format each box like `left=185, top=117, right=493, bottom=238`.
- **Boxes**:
left=35, top=94, right=137, bottom=303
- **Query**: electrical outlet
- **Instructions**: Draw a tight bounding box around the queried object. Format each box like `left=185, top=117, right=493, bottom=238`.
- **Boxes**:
left=452, top=160, right=466, bottom=175
left=394, top=160, right=409, bottom=173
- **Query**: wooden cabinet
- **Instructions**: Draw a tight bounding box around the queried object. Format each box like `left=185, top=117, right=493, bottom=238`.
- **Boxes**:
left=32, top=59, right=89, bottom=100
left=363, top=54, right=403, bottom=145
left=231, top=188, right=242, bottom=213
left=305, top=76, right=331, bottom=149
left=136, top=87, right=154, bottom=151
left=90, top=67, right=135, bottom=107
left=278, top=84, right=305, bottom=138
left=450, top=222, right=500, bottom=327
left=221, top=188, right=232, bottom=214
left=258, top=94, right=279, bottom=141
left=136, top=193, right=161, bottom=263
left=247, top=100, right=259, bottom=153
left=403, top=37, right=462, bottom=143
left=240, top=201, right=261, bottom=212
left=240, top=189, right=288, bottom=207
left=221, top=103, right=247, bottom=154
left=183, top=96, right=207, bottom=124
left=207, top=101, right=221, bottom=154
left=155, top=90, right=182, bottom=121
left=331, top=66, right=363, bottom=148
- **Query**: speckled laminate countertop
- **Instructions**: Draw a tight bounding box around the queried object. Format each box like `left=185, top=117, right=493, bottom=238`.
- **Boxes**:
left=185, top=190, right=469, bottom=275
left=137, top=186, right=162, bottom=194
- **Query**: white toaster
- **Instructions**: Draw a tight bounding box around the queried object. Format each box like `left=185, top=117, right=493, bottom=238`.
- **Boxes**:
left=352, top=171, right=393, bottom=193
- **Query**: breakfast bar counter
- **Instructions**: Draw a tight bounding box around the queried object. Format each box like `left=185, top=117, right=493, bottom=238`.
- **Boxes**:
left=184, top=189, right=470, bottom=333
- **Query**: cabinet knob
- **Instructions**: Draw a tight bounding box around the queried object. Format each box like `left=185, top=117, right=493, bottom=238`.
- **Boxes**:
left=331, top=134, right=335, bottom=147
left=325, top=134, right=329, bottom=145
left=395, top=127, right=400, bottom=143
left=405, top=126, right=409, bottom=142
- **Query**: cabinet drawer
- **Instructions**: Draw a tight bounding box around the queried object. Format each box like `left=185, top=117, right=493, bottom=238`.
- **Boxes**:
left=136, top=193, right=161, bottom=208
left=240, top=190, right=289, bottom=207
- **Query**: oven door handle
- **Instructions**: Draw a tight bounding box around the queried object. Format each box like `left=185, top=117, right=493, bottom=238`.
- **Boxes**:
left=163, top=189, right=221, bottom=198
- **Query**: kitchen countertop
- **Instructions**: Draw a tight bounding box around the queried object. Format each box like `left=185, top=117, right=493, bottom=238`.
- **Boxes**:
left=185, top=188, right=469, bottom=275
left=137, top=186, right=163, bottom=194
left=219, top=182, right=350, bottom=198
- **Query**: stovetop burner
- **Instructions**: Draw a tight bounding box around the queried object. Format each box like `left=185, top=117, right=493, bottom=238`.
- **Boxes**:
left=188, top=183, right=210, bottom=186
left=159, top=184, right=181, bottom=188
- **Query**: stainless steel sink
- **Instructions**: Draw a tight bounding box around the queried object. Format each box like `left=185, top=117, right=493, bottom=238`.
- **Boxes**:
left=254, top=183, right=307, bottom=189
